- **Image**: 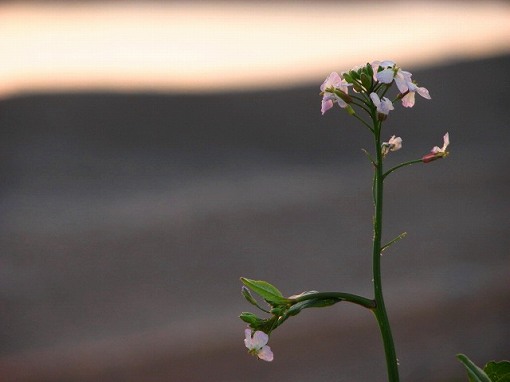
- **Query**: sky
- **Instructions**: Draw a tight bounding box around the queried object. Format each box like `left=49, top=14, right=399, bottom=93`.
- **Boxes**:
left=0, top=1, right=509, bottom=97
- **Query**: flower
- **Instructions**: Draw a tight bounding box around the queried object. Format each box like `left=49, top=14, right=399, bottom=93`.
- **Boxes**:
left=373, top=61, right=431, bottom=107
left=320, top=72, right=350, bottom=115
left=382, top=135, right=402, bottom=157
left=372, top=60, right=396, bottom=83
left=370, top=92, right=394, bottom=119
left=401, top=81, right=431, bottom=108
left=422, top=132, right=450, bottom=163
left=244, top=329, right=274, bottom=361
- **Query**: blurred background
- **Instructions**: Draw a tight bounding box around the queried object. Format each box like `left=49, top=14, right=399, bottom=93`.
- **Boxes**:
left=0, top=1, right=509, bottom=381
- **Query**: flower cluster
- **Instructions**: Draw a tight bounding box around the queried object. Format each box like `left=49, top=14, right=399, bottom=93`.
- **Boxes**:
left=320, top=72, right=351, bottom=115
left=373, top=60, right=431, bottom=108
left=320, top=60, right=449, bottom=162
left=320, top=60, right=431, bottom=118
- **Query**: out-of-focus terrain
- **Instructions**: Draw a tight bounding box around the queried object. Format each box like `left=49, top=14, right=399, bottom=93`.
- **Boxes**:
left=0, top=55, right=509, bottom=381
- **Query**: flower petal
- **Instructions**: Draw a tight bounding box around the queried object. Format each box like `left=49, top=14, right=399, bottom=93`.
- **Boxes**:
left=257, top=345, right=274, bottom=362
left=375, top=68, right=394, bottom=84
left=370, top=92, right=380, bottom=106
left=442, top=132, right=450, bottom=150
left=244, top=329, right=253, bottom=349
left=321, top=98, right=334, bottom=115
left=320, top=72, right=342, bottom=92
left=251, top=331, right=269, bottom=348
left=416, top=86, right=431, bottom=99
left=401, top=92, right=415, bottom=108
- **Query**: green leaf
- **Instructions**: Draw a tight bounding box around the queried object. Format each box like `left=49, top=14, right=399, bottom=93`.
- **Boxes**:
left=241, top=286, right=259, bottom=306
left=381, top=232, right=407, bottom=253
left=287, top=298, right=340, bottom=316
left=484, top=360, right=510, bottom=382
left=343, top=73, right=354, bottom=84
left=348, top=70, right=360, bottom=81
left=457, top=354, right=492, bottom=382
left=239, top=312, right=264, bottom=326
left=240, top=278, right=289, bottom=305
left=366, top=62, right=374, bottom=78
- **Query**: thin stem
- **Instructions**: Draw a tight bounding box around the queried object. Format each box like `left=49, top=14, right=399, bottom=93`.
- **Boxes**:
left=383, top=158, right=423, bottom=180
left=292, top=291, right=376, bottom=310
left=353, top=114, right=374, bottom=133
left=350, top=101, right=372, bottom=116
left=371, top=115, right=400, bottom=382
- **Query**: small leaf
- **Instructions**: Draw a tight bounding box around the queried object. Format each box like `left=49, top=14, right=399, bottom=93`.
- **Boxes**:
left=287, top=297, right=341, bottom=316
left=457, top=354, right=492, bottom=382
left=348, top=70, right=360, bottom=81
left=484, top=360, right=510, bottom=382
left=241, top=286, right=259, bottom=306
left=366, top=62, right=374, bottom=78
left=288, top=290, right=318, bottom=299
left=240, top=278, right=289, bottom=305
left=343, top=73, right=354, bottom=84
left=381, top=232, right=407, bottom=253
left=239, top=312, right=264, bottom=326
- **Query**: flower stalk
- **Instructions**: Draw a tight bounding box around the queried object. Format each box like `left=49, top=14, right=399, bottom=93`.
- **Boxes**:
left=370, top=109, right=400, bottom=382
left=239, top=60, right=449, bottom=381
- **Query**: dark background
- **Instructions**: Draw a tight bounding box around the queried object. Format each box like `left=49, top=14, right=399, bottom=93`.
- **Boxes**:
left=0, top=55, right=509, bottom=381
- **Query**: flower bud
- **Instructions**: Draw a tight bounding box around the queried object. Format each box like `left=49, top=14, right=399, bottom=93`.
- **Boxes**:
left=333, top=89, right=352, bottom=104
left=377, top=112, right=388, bottom=121
left=346, top=105, right=356, bottom=115
left=360, top=73, right=372, bottom=92
left=242, top=286, right=259, bottom=306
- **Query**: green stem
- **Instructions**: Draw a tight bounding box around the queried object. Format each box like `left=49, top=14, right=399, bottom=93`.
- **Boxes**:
left=292, top=291, right=376, bottom=310
left=372, top=116, right=400, bottom=382
left=383, top=158, right=423, bottom=180
left=353, top=114, right=374, bottom=133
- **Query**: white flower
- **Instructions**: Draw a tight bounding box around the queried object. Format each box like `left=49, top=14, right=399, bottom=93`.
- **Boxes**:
left=372, top=60, right=396, bottom=83
left=244, top=329, right=274, bottom=362
left=370, top=92, right=394, bottom=115
left=320, top=72, right=350, bottom=114
left=382, top=135, right=402, bottom=157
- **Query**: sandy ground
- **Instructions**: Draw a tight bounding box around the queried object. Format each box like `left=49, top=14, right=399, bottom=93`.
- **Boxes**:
left=0, top=55, right=509, bottom=381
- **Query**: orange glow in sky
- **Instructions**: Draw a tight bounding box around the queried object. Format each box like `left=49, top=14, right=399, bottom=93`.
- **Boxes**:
left=0, top=1, right=509, bottom=96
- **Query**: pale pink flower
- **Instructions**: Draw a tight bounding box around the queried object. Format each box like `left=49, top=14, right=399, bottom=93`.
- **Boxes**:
left=320, top=72, right=350, bottom=114
left=381, top=135, right=403, bottom=158
left=422, top=132, right=450, bottom=163
left=401, top=82, right=431, bottom=108
left=373, top=61, right=431, bottom=107
left=244, top=329, right=274, bottom=361
left=432, top=132, right=450, bottom=154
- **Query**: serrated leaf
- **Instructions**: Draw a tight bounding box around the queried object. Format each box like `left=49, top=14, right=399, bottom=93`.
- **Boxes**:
left=240, top=278, right=289, bottom=305
left=485, top=360, right=510, bottom=382
left=457, top=354, right=492, bottom=382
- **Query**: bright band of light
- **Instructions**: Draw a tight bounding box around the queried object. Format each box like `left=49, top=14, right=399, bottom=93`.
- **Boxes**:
left=0, top=1, right=509, bottom=96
